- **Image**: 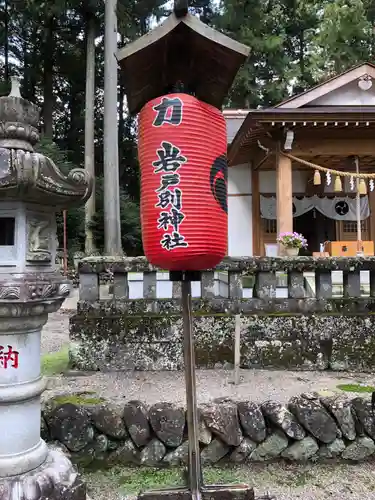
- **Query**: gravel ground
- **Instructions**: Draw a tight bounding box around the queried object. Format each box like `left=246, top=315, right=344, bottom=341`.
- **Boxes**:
left=82, top=462, right=375, bottom=500
left=42, top=310, right=375, bottom=405
left=41, top=310, right=71, bottom=354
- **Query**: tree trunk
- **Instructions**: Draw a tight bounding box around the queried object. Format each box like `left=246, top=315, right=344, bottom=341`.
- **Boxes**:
left=103, top=0, right=122, bottom=255
left=22, top=20, right=28, bottom=96
left=29, top=25, right=38, bottom=100
left=4, top=0, right=9, bottom=86
left=42, top=15, right=54, bottom=139
left=118, top=33, right=125, bottom=183
left=84, top=14, right=96, bottom=254
left=299, top=31, right=305, bottom=85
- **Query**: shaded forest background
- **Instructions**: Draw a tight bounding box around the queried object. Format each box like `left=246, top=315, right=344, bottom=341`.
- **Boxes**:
left=1, top=0, right=375, bottom=256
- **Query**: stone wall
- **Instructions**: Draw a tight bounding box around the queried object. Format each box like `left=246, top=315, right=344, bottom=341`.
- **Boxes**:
left=70, top=256, right=375, bottom=373
left=42, top=392, right=375, bottom=467
left=70, top=300, right=375, bottom=372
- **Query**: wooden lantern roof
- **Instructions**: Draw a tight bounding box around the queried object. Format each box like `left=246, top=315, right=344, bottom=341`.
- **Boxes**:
left=117, top=11, right=250, bottom=115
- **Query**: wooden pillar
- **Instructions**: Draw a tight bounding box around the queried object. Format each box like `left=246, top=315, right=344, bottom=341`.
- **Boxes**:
left=369, top=190, right=375, bottom=244
left=276, top=152, right=293, bottom=237
left=251, top=167, right=261, bottom=255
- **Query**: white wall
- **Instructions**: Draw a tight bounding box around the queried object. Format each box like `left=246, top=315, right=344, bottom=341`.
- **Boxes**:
left=227, top=163, right=358, bottom=258
left=311, top=80, right=375, bottom=106
left=259, top=170, right=308, bottom=193
left=228, top=164, right=252, bottom=256
left=225, top=115, right=247, bottom=143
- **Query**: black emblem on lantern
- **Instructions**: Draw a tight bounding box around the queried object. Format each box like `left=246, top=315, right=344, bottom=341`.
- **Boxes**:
left=335, top=201, right=349, bottom=216
left=210, top=154, right=228, bottom=213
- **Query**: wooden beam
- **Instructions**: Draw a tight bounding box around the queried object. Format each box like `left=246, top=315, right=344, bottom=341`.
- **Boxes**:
left=251, top=167, right=261, bottom=255
left=253, top=151, right=273, bottom=171
left=292, top=138, right=375, bottom=156
left=276, top=152, right=293, bottom=238
left=369, top=190, right=375, bottom=244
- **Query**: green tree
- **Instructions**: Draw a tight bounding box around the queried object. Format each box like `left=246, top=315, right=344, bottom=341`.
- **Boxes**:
left=91, top=177, right=142, bottom=255
left=317, top=0, right=373, bottom=75
left=216, top=0, right=290, bottom=107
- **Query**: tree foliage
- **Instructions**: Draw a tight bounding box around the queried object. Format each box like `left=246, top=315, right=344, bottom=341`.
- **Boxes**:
left=1, top=0, right=375, bottom=253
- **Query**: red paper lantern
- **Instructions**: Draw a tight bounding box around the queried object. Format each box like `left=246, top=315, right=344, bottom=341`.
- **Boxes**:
left=138, top=93, right=228, bottom=271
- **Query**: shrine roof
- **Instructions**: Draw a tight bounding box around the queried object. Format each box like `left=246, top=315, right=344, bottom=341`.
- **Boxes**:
left=228, top=62, right=375, bottom=165
left=228, top=107, right=375, bottom=166
left=275, top=62, right=375, bottom=108
left=117, top=12, right=250, bottom=115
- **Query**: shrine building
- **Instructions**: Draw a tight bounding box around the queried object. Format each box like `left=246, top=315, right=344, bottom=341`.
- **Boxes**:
left=225, top=62, right=375, bottom=257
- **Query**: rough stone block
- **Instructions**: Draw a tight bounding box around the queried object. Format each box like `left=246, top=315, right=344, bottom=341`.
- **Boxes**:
left=343, top=270, right=361, bottom=298
left=79, top=272, right=99, bottom=302
left=289, top=395, right=338, bottom=444
left=342, top=437, right=375, bottom=461
left=240, top=315, right=329, bottom=370
left=330, top=316, right=375, bottom=371
left=201, top=402, right=242, bottom=446
left=249, top=431, right=288, bottom=461
left=287, top=271, right=305, bottom=299
left=253, top=272, right=276, bottom=299
left=237, top=401, right=266, bottom=443
left=149, top=402, right=185, bottom=447
left=315, top=271, right=332, bottom=299
left=261, top=401, right=305, bottom=440
left=281, top=436, right=319, bottom=461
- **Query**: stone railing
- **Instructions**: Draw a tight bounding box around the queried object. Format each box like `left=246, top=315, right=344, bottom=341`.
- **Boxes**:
left=42, top=392, right=375, bottom=467
left=77, top=256, right=375, bottom=304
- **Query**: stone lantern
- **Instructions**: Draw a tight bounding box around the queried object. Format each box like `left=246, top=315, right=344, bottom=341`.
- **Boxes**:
left=0, top=77, right=92, bottom=499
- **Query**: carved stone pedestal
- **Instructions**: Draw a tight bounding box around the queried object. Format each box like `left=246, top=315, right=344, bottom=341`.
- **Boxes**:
left=0, top=446, right=86, bottom=500
left=0, top=275, right=69, bottom=478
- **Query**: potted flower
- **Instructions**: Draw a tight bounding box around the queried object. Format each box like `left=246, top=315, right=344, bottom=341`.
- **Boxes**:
left=277, top=232, right=307, bottom=256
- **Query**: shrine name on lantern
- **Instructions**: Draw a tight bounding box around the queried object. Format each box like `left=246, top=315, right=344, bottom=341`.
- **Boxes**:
left=152, top=96, right=189, bottom=251
left=0, top=345, right=19, bottom=369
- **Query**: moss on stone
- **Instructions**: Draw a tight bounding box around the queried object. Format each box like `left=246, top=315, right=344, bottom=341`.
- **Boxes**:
left=337, top=384, right=375, bottom=393
left=48, top=392, right=105, bottom=407
left=41, top=346, right=70, bottom=376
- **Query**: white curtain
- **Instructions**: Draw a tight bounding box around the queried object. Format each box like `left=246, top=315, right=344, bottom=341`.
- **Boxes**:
left=260, top=195, right=370, bottom=221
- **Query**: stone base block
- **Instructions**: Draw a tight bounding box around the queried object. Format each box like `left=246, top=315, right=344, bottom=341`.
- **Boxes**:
left=0, top=445, right=86, bottom=500
left=138, top=484, right=255, bottom=500
left=71, top=307, right=375, bottom=372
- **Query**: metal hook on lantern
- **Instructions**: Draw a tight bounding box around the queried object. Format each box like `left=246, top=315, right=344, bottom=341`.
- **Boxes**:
left=174, top=0, right=188, bottom=17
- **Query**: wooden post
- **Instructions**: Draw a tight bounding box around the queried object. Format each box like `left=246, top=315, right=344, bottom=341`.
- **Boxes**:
left=369, top=190, right=375, bottom=244
left=84, top=15, right=96, bottom=255
left=251, top=167, right=261, bottom=256
left=103, top=0, right=122, bottom=256
left=276, top=152, right=293, bottom=239
left=233, top=314, right=241, bottom=385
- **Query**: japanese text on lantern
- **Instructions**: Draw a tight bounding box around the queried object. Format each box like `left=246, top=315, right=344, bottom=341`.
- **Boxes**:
left=152, top=97, right=189, bottom=250
left=0, top=345, right=19, bottom=369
